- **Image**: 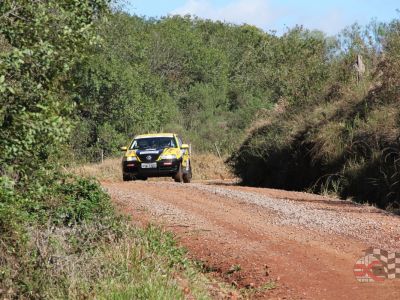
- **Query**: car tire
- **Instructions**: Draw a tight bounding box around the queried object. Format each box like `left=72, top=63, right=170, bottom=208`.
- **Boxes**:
left=122, top=174, right=132, bottom=181
left=137, top=176, right=148, bottom=181
left=183, top=164, right=192, bottom=183
left=173, top=163, right=183, bottom=183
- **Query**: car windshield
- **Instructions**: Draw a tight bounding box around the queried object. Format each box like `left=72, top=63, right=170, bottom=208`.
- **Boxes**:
left=130, top=137, right=176, bottom=150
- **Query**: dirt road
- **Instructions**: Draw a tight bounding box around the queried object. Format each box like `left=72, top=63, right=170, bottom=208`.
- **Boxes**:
left=103, top=180, right=400, bottom=299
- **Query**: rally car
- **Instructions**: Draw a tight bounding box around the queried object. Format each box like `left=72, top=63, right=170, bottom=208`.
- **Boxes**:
left=121, top=133, right=192, bottom=183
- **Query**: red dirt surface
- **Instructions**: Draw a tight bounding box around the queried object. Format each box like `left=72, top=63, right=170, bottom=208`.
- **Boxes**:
left=103, top=180, right=400, bottom=299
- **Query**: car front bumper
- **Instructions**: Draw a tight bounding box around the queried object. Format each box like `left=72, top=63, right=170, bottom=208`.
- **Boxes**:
left=122, top=159, right=180, bottom=177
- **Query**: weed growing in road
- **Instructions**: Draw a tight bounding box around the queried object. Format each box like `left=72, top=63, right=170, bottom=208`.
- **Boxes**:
left=240, top=280, right=277, bottom=298
left=226, top=264, right=242, bottom=275
left=194, top=260, right=221, bottom=273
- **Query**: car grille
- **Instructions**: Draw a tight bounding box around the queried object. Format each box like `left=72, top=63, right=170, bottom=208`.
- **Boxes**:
left=137, top=153, right=160, bottom=162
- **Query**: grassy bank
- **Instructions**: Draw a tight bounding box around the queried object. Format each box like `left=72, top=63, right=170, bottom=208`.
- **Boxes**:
left=228, top=23, right=400, bottom=210
left=0, top=174, right=213, bottom=299
left=229, top=83, right=400, bottom=210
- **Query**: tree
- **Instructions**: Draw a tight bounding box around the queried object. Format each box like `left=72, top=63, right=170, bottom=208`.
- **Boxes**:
left=0, top=0, right=109, bottom=178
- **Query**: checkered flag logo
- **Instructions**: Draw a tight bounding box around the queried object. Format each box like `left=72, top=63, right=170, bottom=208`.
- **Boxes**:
left=364, top=248, right=400, bottom=280
left=353, top=254, right=385, bottom=282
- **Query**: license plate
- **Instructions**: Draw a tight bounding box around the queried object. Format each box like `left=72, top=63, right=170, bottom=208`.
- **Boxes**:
left=141, top=163, right=157, bottom=169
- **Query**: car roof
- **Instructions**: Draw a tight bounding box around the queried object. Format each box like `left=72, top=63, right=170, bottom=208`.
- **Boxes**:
left=134, top=133, right=175, bottom=139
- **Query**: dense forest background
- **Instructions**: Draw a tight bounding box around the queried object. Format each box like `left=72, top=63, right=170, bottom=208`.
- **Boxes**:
left=69, top=13, right=336, bottom=159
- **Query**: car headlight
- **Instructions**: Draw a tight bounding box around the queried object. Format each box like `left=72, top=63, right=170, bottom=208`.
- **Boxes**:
left=160, top=154, right=176, bottom=160
left=126, top=156, right=137, bottom=161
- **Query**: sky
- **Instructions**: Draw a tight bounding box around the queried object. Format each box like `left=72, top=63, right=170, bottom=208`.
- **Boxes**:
left=126, top=0, right=399, bottom=35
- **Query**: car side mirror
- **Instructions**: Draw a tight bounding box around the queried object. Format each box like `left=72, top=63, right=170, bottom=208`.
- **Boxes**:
left=120, top=146, right=128, bottom=151
left=181, top=144, right=189, bottom=149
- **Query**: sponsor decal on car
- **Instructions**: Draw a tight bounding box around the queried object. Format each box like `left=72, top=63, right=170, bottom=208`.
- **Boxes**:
left=138, top=150, right=161, bottom=155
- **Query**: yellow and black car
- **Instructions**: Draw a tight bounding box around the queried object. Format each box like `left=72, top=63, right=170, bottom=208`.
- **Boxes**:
left=121, top=133, right=192, bottom=183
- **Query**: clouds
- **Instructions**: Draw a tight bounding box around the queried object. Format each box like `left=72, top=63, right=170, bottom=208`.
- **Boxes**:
left=303, top=9, right=348, bottom=35
left=171, top=0, right=283, bottom=29
left=170, top=0, right=347, bottom=34
left=159, top=0, right=399, bottom=35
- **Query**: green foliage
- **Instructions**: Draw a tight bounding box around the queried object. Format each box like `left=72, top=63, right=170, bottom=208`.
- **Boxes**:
left=69, top=15, right=347, bottom=158
left=0, top=0, right=110, bottom=177
left=69, top=14, right=284, bottom=158
left=68, top=13, right=178, bottom=160
left=261, top=27, right=330, bottom=105
left=229, top=20, right=400, bottom=209
left=0, top=6, right=211, bottom=297
left=55, top=176, right=113, bottom=225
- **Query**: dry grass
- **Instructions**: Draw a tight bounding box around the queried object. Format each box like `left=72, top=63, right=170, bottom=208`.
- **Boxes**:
left=71, top=153, right=234, bottom=182
left=191, top=153, right=234, bottom=180
left=71, top=158, right=122, bottom=181
left=9, top=223, right=212, bottom=299
left=230, top=71, right=400, bottom=208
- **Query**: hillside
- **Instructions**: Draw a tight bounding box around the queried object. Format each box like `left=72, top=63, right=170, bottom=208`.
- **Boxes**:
left=228, top=21, right=400, bottom=210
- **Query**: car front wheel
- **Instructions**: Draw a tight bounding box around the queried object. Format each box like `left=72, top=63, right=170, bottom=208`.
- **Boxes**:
left=183, top=164, right=192, bottom=183
left=173, top=163, right=183, bottom=183
left=122, top=174, right=132, bottom=181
